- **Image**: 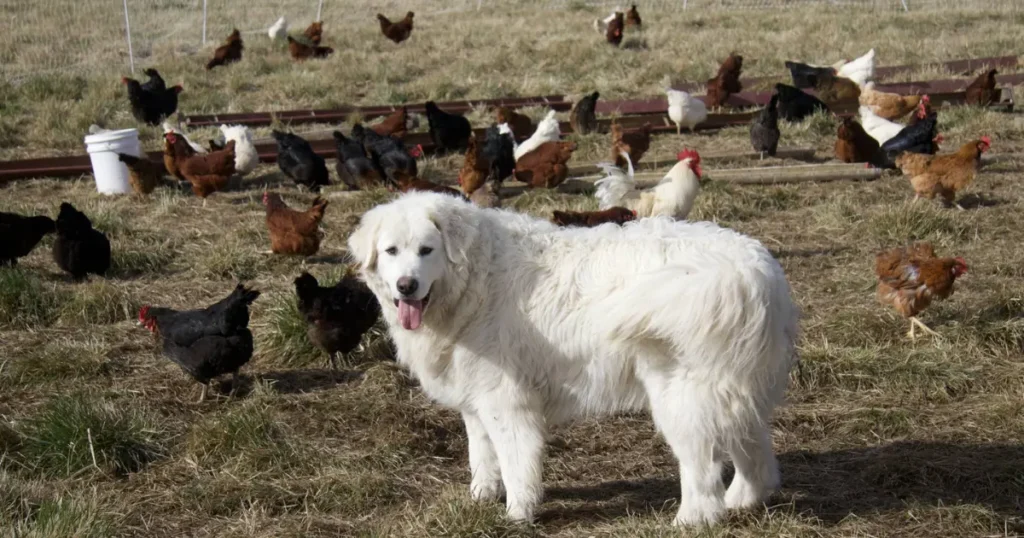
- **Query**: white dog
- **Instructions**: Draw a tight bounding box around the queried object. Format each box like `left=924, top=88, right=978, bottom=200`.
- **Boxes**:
left=348, top=192, right=798, bottom=526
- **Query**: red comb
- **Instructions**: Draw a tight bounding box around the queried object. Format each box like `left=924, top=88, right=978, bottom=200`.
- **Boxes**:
left=981, top=136, right=992, bottom=145
left=676, top=148, right=700, bottom=163
left=921, top=94, right=930, bottom=103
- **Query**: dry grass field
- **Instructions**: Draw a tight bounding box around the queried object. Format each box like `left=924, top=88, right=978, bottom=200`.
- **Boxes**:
left=2, top=2, right=1024, bottom=537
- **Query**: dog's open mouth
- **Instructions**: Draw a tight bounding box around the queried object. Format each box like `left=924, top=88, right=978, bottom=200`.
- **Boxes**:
left=395, top=293, right=430, bottom=331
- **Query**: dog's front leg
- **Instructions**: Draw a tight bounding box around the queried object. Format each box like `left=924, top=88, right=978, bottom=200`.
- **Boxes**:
left=463, top=411, right=503, bottom=501
left=477, top=403, right=545, bottom=522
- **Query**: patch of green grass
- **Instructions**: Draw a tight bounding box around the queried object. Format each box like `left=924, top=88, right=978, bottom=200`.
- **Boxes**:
left=254, top=290, right=321, bottom=369
left=185, top=398, right=305, bottom=472
left=196, top=242, right=264, bottom=281
left=59, top=280, right=140, bottom=325
left=6, top=496, right=115, bottom=538
left=17, top=394, right=165, bottom=478
left=110, top=244, right=177, bottom=277
left=4, top=338, right=113, bottom=387
left=384, top=488, right=534, bottom=538
left=865, top=202, right=971, bottom=245
left=0, top=269, right=65, bottom=328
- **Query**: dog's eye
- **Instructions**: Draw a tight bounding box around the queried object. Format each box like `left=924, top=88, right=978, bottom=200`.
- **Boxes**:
left=385, top=247, right=398, bottom=256
left=418, top=247, right=434, bottom=256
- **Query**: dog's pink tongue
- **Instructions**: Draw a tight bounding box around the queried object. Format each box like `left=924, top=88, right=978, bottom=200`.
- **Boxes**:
left=397, top=299, right=424, bottom=330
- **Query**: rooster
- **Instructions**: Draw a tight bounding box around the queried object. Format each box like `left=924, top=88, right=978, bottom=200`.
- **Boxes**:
left=514, top=110, right=560, bottom=161
left=595, top=149, right=702, bottom=220
left=665, top=86, right=707, bottom=135
left=263, top=193, right=329, bottom=256
left=875, top=243, right=966, bottom=339
left=896, top=137, right=991, bottom=209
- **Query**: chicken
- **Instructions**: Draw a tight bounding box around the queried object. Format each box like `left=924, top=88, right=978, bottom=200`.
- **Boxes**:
left=263, top=193, right=328, bottom=256
left=117, top=153, right=165, bottom=195
left=482, top=123, right=516, bottom=183
left=813, top=72, right=861, bottom=104
left=122, top=73, right=181, bottom=126
left=552, top=207, right=636, bottom=228
left=370, top=107, right=409, bottom=139
left=878, top=107, right=940, bottom=168
left=495, top=107, right=534, bottom=140
left=965, top=69, right=998, bottom=106
left=392, top=170, right=465, bottom=198
left=570, top=91, right=600, bottom=135
left=593, top=7, right=621, bottom=34
left=836, top=49, right=875, bottom=88
left=514, top=141, right=577, bottom=189
left=272, top=130, right=330, bottom=191
left=606, top=12, right=624, bottom=46
left=377, top=12, right=414, bottom=44
left=907, top=95, right=934, bottom=126
left=295, top=271, right=381, bottom=370
left=206, top=29, right=243, bottom=70
left=784, top=61, right=835, bottom=89
left=162, top=121, right=207, bottom=154
left=595, top=149, right=702, bottom=220
left=219, top=125, right=258, bottom=176
left=287, top=36, right=334, bottom=60
left=351, top=123, right=419, bottom=188
left=666, top=86, right=707, bottom=135
left=303, top=21, right=323, bottom=44
left=424, top=101, right=472, bottom=153
left=875, top=243, right=967, bottom=339
left=0, top=212, right=55, bottom=266
left=775, top=84, right=830, bottom=122
left=514, top=110, right=560, bottom=161
left=834, top=117, right=881, bottom=165
left=458, top=136, right=489, bottom=195
left=333, top=130, right=382, bottom=190
left=625, top=4, right=642, bottom=27
left=268, top=17, right=288, bottom=41
left=610, top=122, right=652, bottom=167
left=469, top=178, right=502, bottom=208
left=859, top=83, right=923, bottom=120
left=167, top=133, right=236, bottom=200
left=897, top=137, right=991, bottom=209
left=749, top=93, right=780, bottom=158
left=163, top=132, right=197, bottom=182
left=705, top=53, right=743, bottom=109
left=859, top=105, right=905, bottom=146
left=138, top=284, right=260, bottom=401
left=52, top=203, right=111, bottom=280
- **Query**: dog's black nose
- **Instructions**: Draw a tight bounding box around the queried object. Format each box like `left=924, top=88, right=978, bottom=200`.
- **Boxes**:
left=397, top=277, right=419, bottom=296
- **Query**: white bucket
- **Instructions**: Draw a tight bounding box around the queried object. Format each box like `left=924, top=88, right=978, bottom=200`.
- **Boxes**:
left=84, top=128, right=140, bottom=195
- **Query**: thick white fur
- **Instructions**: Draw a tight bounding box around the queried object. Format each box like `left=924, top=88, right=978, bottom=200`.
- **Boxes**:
left=595, top=153, right=701, bottom=219
left=268, top=16, right=288, bottom=41
left=859, top=105, right=904, bottom=145
left=348, top=192, right=799, bottom=526
left=219, top=124, right=258, bottom=176
left=666, top=88, right=708, bottom=133
left=514, top=110, right=560, bottom=161
left=836, top=48, right=875, bottom=88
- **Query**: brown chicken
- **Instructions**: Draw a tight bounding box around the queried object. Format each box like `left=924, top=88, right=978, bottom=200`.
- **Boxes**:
left=166, top=133, right=236, bottom=201
left=859, top=84, right=923, bottom=120
left=552, top=207, right=636, bottom=227
left=263, top=193, right=328, bottom=256
left=164, top=135, right=196, bottom=182
left=370, top=107, right=408, bottom=139
left=896, top=137, right=991, bottom=209
left=206, top=29, right=243, bottom=70
left=813, top=72, right=860, bottom=103
left=287, top=36, right=333, bottom=60
left=835, top=117, right=880, bottom=164
left=965, top=69, right=998, bottom=106
left=458, top=136, right=489, bottom=196
left=393, top=170, right=465, bottom=199
left=378, top=12, right=414, bottom=44
left=495, top=107, right=534, bottom=140
left=303, top=21, right=323, bottom=44
left=606, top=12, right=624, bottom=46
left=625, top=4, right=641, bottom=27
left=469, top=179, right=502, bottom=208
left=118, top=153, right=165, bottom=195
left=515, top=141, right=577, bottom=189
left=705, top=53, right=743, bottom=108
left=611, top=122, right=652, bottom=168
left=875, top=242, right=967, bottom=339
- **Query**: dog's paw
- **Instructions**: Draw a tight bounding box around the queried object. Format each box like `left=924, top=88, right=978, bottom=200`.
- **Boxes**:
left=505, top=502, right=534, bottom=523
left=470, top=477, right=503, bottom=502
left=672, top=497, right=724, bottom=527
left=724, top=476, right=765, bottom=511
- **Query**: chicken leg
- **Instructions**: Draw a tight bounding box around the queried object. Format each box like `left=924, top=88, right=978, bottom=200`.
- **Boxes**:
left=198, top=384, right=208, bottom=403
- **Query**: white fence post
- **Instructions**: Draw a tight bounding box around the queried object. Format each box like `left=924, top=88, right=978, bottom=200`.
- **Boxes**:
left=900, top=0, right=909, bottom=11
left=317, top=0, right=324, bottom=21
left=122, top=0, right=135, bottom=74
left=202, top=0, right=208, bottom=45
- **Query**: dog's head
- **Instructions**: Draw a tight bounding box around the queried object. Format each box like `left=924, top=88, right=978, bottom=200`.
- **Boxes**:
left=348, top=192, right=479, bottom=331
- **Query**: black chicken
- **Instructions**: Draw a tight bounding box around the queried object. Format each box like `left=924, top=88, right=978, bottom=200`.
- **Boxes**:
left=351, top=123, right=418, bottom=188
left=52, top=203, right=111, bottom=280
left=774, top=84, right=830, bottom=122
left=332, top=130, right=382, bottom=190
left=139, top=69, right=181, bottom=118
left=139, top=284, right=260, bottom=402
left=570, top=91, right=600, bottom=135
left=424, top=101, right=472, bottom=153
left=295, top=272, right=381, bottom=370
left=272, top=131, right=330, bottom=191
left=122, top=70, right=181, bottom=125
left=0, top=212, right=56, bottom=266
left=482, top=124, right=516, bottom=183
left=749, top=93, right=780, bottom=158
left=784, top=61, right=835, bottom=89
left=878, top=111, right=939, bottom=169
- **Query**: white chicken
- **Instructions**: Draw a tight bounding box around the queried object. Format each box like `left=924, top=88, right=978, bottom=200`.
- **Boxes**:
left=666, top=87, right=708, bottom=135
left=161, top=121, right=207, bottom=154
left=268, top=17, right=288, bottom=41
left=595, top=149, right=703, bottom=220
left=837, top=48, right=875, bottom=88
left=219, top=124, right=258, bottom=176
left=859, top=105, right=904, bottom=145
left=593, top=7, right=622, bottom=33
left=514, top=110, right=560, bottom=161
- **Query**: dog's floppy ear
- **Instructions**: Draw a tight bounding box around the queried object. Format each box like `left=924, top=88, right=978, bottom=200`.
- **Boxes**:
left=428, top=198, right=479, bottom=267
left=348, top=206, right=383, bottom=270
